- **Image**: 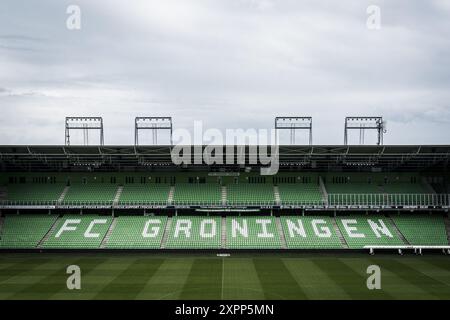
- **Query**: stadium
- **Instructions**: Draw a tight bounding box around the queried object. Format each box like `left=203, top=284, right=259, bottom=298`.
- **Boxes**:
left=0, top=116, right=449, bottom=301
left=2, top=1, right=450, bottom=310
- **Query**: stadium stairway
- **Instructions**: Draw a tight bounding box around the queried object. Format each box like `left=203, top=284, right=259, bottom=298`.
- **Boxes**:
left=388, top=216, right=410, bottom=245
left=160, top=217, right=172, bottom=249
left=168, top=186, right=175, bottom=205
left=319, top=177, right=328, bottom=205
left=58, top=186, right=70, bottom=203
left=101, top=217, right=118, bottom=248
left=221, top=216, right=226, bottom=249
left=332, top=217, right=349, bottom=249
left=276, top=217, right=288, bottom=249
left=445, top=216, right=450, bottom=245
left=0, top=186, right=8, bottom=201
left=221, top=186, right=227, bottom=206
left=37, top=216, right=61, bottom=248
left=421, top=177, right=437, bottom=194
left=113, top=186, right=123, bottom=206
left=273, top=186, right=281, bottom=205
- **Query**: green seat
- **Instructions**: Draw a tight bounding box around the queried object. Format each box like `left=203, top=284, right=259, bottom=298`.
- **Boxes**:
left=119, top=184, right=170, bottom=205
left=63, top=184, right=118, bottom=205
left=281, top=216, right=342, bottom=249
left=226, top=217, right=281, bottom=249
left=227, top=184, right=275, bottom=205
left=278, top=184, right=324, bottom=205
left=336, top=216, right=404, bottom=248
left=173, top=184, right=222, bottom=205
left=3, top=184, right=65, bottom=205
left=0, top=215, right=57, bottom=248
left=106, top=216, right=167, bottom=249
left=165, top=216, right=222, bottom=249
left=391, top=214, right=448, bottom=245
left=42, top=215, right=112, bottom=249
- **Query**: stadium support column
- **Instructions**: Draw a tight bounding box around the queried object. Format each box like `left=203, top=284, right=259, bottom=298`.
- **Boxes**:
left=275, top=117, right=313, bottom=145
left=344, top=117, right=386, bottom=145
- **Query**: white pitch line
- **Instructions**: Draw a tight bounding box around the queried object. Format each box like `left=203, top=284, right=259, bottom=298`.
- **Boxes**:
left=221, top=258, right=225, bottom=300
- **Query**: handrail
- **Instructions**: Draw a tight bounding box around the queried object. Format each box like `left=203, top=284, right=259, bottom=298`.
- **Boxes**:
left=328, top=193, right=450, bottom=207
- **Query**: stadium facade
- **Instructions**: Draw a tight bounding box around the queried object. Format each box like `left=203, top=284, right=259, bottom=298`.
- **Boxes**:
left=0, top=144, right=449, bottom=253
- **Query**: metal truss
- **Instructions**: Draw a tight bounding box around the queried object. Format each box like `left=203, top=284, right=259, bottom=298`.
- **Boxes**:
left=275, top=117, right=312, bottom=145
left=65, top=117, right=104, bottom=146
left=135, top=117, right=173, bottom=146
left=344, top=117, right=386, bottom=146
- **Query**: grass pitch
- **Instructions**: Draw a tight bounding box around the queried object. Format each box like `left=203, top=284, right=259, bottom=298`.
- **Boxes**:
left=0, top=253, right=449, bottom=300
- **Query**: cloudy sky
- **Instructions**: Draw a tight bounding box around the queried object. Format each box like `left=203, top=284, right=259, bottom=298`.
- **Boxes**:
left=0, top=0, right=449, bottom=145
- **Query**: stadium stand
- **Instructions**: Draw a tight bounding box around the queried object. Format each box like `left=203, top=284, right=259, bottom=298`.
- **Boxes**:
left=118, top=184, right=170, bottom=205
left=42, top=215, right=112, bottom=248
left=1, top=214, right=449, bottom=249
left=2, top=184, right=65, bottom=204
left=277, top=183, right=324, bottom=205
left=325, top=182, right=382, bottom=194
left=105, top=216, right=167, bottom=248
left=172, top=183, right=222, bottom=205
left=227, top=184, right=275, bottom=205
left=165, top=216, right=221, bottom=249
left=226, top=217, right=281, bottom=249
left=63, top=183, right=118, bottom=204
left=391, top=214, right=449, bottom=245
left=336, top=216, right=405, bottom=248
left=280, top=216, right=343, bottom=249
left=0, top=214, right=57, bottom=248
left=381, top=183, right=429, bottom=194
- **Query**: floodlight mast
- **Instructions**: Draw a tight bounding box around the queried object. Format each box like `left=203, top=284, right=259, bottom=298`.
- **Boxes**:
left=134, top=117, right=173, bottom=146
left=275, top=117, right=313, bottom=145
left=65, top=117, right=104, bottom=146
left=344, top=116, right=386, bottom=145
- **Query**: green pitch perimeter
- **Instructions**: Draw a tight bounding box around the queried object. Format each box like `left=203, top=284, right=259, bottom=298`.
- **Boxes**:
left=0, top=253, right=449, bottom=300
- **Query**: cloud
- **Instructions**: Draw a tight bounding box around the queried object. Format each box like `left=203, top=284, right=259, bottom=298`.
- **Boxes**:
left=0, top=0, right=449, bottom=145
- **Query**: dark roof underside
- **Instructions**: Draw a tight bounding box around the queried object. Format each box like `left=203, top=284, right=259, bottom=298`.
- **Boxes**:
left=0, top=145, right=449, bottom=172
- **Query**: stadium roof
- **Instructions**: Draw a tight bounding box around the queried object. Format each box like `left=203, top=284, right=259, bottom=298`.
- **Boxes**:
left=0, top=145, right=449, bottom=172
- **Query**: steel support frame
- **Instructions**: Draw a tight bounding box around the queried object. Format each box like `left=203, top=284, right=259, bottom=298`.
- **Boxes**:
left=65, top=117, right=104, bottom=146
left=135, top=117, right=173, bottom=146
left=275, top=117, right=313, bottom=145
left=344, top=117, right=385, bottom=145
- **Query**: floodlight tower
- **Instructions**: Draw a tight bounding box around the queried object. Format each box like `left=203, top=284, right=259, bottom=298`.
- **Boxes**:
left=65, top=117, right=104, bottom=146
left=344, top=117, right=386, bottom=145
left=135, top=117, right=173, bottom=146
left=275, top=117, right=313, bottom=145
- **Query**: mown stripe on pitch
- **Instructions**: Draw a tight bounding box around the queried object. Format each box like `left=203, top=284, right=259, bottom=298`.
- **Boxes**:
left=47, top=257, right=136, bottom=300
left=282, top=258, right=351, bottom=300
left=136, top=257, right=194, bottom=300
left=373, top=258, right=450, bottom=300
left=94, top=258, right=165, bottom=300
left=253, top=258, right=307, bottom=300
left=404, top=258, right=450, bottom=287
left=312, top=258, right=393, bottom=300
left=8, top=257, right=106, bottom=300
left=420, top=258, right=450, bottom=274
left=340, top=257, right=426, bottom=300
left=0, top=258, right=52, bottom=284
left=221, top=258, right=265, bottom=300
left=179, top=258, right=222, bottom=300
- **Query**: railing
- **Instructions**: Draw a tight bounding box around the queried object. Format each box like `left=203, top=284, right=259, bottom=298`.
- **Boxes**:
left=1, top=194, right=449, bottom=208
left=117, top=200, right=168, bottom=206
left=59, top=200, right=114, bottom=206
left=328, top=193, right=450, bottom=207
left=0, top=200, right=58, bottom=206
left=171, top=200, right=224, bottom=206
